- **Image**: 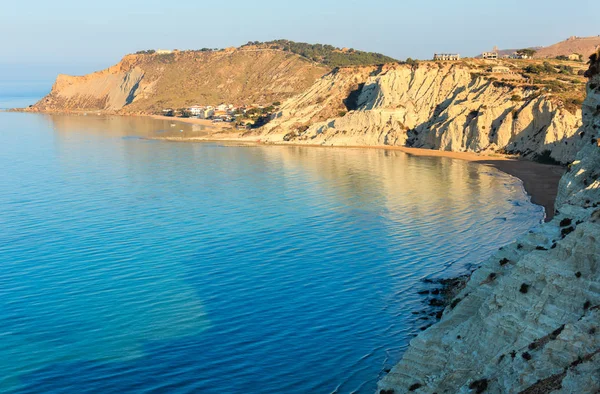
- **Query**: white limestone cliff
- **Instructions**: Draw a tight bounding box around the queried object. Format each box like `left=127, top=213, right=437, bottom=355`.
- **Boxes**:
left=376, top=62, right=600, bottom=394
left=254, top=63, right=583, bottom=164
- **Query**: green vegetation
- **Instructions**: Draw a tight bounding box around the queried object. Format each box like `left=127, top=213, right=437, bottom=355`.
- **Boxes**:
left=525, top=62, right=556, bottom=74
left=405, top=58, right=419, bottom=67
left=135, top=49, right=156, bottom=55
left=241, top=39, right=398, bottom=67
left=517, top=48, right=537, bottom=57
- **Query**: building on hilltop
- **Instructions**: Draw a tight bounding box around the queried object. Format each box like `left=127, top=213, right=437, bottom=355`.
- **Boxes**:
left=433, top=53, right=460, bottom=61
left=568, top=53, right=582, bottom=61
left=510, top=52, right=530, bottom=59
left=482, top=51, right=498, bottom=60
left=156, top=49, right=174, bottom=55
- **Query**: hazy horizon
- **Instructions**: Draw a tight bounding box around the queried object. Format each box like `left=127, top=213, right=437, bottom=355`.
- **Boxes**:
left=2, top=0, right=599, bottom=95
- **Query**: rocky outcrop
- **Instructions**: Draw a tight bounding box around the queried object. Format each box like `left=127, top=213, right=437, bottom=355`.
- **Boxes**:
left=376, top=60, right=600, bottom=394
left=254, top=63, right=583, bottom=164
left=31, top=50, right=328, bottom=113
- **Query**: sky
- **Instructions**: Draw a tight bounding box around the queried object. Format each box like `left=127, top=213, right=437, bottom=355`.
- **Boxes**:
left=1, top=0, right=599, bottom=96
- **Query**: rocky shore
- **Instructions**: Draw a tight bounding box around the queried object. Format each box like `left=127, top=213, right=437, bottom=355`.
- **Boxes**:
left=377, top=54, right=600, bottom=394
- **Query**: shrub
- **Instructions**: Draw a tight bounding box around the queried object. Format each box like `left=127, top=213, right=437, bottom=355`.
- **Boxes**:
left=511, top=94, right=522, bottom=101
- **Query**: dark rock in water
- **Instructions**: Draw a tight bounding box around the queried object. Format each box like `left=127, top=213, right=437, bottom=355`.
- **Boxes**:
left=408, top=383, right=422, bottom=391
left=520, top=284, right=530, bottom=294
left=418, top=290, right=430, bottom=295
left=431, top=289, right=440, bottom=295
left=522, top=352, right=532, bottom=361
left=429, top=298, right=445, bottom=307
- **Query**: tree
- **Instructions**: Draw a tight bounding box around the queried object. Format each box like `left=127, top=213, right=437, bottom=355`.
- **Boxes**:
left=405, top=58, right=419, bottom=66
left=517, top=48, right=537, bottom=58
left=179, top=108, right=192, bottom=118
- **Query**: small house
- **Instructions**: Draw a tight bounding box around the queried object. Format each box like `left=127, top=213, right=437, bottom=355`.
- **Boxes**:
left=482, top=52, right=498, bottom=60
left=434, top=53, right=460, bottom=61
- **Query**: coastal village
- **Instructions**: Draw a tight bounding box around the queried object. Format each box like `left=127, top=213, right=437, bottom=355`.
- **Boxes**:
left=159, top=102, right=280, bottom=130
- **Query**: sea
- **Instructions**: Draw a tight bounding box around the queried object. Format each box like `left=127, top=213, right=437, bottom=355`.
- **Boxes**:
left=0, top=98, right=544, bottom=393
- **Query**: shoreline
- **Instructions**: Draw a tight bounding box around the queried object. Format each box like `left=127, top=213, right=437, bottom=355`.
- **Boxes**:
left=151, top=133, right=564, bottom=221
left=12, top=109, right=564, bottom=221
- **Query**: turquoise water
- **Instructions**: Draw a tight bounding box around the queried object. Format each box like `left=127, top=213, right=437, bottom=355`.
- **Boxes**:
left=0, top=111, right=544, bottom=393
left=0, top=95, right=43, bottom=110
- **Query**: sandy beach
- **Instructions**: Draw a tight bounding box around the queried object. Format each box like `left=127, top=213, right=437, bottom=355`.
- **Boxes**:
left=391, top=146, right=564, bottom=221
left=149, top=115, right=234, bottom=130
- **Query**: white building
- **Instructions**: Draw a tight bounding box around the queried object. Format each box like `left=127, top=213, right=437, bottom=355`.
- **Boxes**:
left=189, top=105, right=204, bottom=116
left=434, top=53, right=460, bottom=61
left=510, top=52, right=530, bottom=59
left=201, top=109, right=215, bottom=119
left=482, top=51, right=498, bottom=60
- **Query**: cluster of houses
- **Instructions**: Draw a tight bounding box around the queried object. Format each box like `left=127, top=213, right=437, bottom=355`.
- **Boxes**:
left=162, top=103, right=273, bottom=124
left=189, top=104, right=238, bottom=122
left=434, top=48, right=582, bottom=62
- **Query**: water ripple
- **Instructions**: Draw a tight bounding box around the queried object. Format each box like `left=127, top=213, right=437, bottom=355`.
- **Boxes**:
left=0, top=113, right=543, bottom=393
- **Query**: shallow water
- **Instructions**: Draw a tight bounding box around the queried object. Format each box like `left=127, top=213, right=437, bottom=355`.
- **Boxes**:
left=0, top=112, right=544, bottom=393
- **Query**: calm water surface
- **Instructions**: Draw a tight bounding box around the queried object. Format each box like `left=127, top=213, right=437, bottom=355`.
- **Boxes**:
left=0, top=112, right=544, bottom=393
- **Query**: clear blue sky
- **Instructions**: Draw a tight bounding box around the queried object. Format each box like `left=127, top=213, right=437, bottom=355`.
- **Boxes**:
left=1, top=0, right=599, bottom=95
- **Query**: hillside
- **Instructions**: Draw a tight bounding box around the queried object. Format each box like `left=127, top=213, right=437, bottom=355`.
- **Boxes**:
left=535, top=36, right=600, bottom=58
left=30, top=48, right=330, bottom=114
left=241, top=58, right=587, bottom=164
left=28, top=40, right=399, bottom=115
left=240, top=40, right=398, bottom=67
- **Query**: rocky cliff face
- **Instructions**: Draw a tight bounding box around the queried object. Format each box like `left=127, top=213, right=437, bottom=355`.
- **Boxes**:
left=31, top=50, right=328, bottom=113
left=377, top=61, right=600, bottom=394
left=255, top=63, right=583, bottom=164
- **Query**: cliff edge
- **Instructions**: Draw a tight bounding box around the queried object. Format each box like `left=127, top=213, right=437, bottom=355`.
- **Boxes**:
left=377, top=52, right=600, bottom=394
left=252, top=61, right=585, bottom=164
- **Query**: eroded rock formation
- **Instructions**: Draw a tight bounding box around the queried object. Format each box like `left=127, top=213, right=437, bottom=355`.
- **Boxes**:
left=255, top=63, right=583, bottom=164
left=376, top=55, right=600, bottom=394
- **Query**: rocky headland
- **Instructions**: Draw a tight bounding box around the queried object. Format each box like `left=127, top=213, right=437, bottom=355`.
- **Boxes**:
left=377, top=51, right=600, bottom=394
